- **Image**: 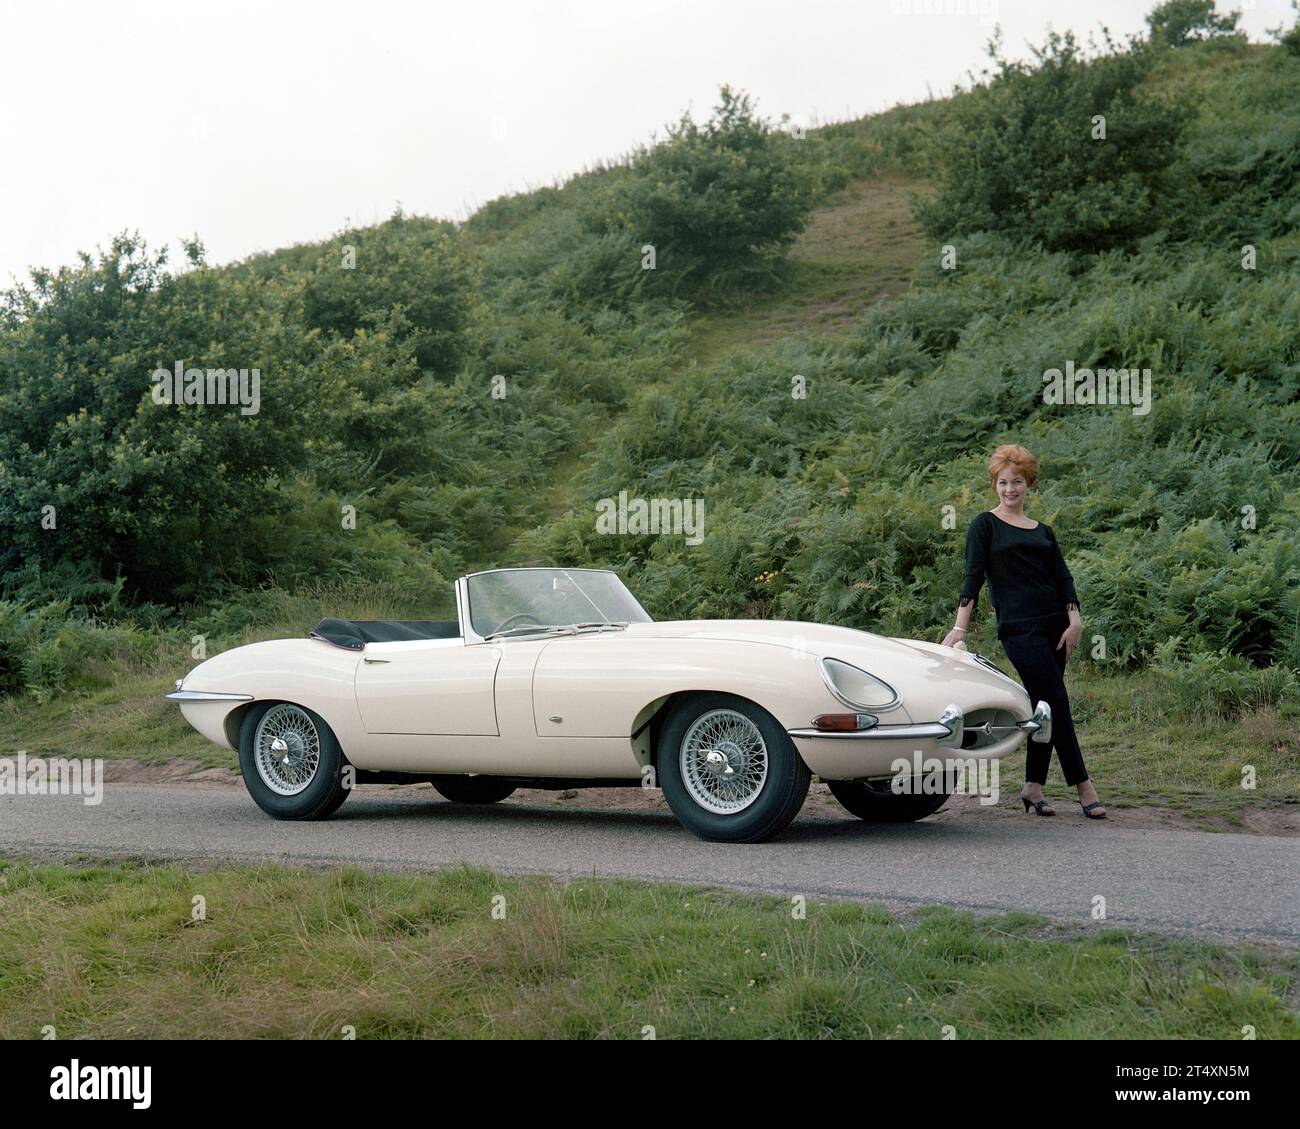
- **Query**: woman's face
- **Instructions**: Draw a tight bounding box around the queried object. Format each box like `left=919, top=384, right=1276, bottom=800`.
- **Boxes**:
left=994, top=470, right=1029, bottom=509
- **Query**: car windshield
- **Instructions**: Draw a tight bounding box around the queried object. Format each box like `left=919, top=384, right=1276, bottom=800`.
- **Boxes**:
left=466, top=568, right=652, bottom=638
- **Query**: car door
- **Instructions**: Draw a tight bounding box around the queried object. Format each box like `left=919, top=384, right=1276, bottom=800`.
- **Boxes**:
left=354, top=641, right=502, bottom=735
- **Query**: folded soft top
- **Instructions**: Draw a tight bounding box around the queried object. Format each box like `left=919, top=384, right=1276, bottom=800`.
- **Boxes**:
left=310, top=618, right=460, bottom=650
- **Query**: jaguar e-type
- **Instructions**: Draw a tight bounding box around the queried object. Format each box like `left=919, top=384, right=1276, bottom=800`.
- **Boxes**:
left=167, top=567, right=1050, bottom=842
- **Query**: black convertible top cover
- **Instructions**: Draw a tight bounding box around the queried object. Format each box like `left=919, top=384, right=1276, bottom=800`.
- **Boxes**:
left=310, top=618, right=460, bottom=650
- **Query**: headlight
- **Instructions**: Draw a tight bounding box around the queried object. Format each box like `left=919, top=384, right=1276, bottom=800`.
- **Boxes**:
left=818, top=657, right=899, bottom=711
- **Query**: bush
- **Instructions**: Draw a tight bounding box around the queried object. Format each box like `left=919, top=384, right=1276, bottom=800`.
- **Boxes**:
left=915, top=31, right=1194, bottom=252
left=607, top=86, right=821, bottom=300
left=301, top=212, right=472, bottom=374
left=0, top=235, right=320, bottom=602
left=0, top=601, right=157, bottom=699
left=1153, top=638, right=1298, bottom=719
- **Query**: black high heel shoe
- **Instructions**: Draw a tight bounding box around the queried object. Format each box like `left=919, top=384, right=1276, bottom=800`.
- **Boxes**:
left=1078, top=800, right=1108, bottom=819
left=1021, top=795, right=1055, bottom=816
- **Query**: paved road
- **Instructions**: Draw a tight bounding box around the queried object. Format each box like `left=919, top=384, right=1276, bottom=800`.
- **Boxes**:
left=1, top=784, right=1297, bottom=945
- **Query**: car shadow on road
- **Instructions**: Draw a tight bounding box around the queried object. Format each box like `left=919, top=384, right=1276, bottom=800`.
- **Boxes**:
left=336, top=794, right=681, bottom=833
left=333, top=793, right=987, bottom=844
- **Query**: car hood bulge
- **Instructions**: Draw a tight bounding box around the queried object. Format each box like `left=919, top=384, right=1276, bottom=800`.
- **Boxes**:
left=614, top=620, right=1030, bottom=718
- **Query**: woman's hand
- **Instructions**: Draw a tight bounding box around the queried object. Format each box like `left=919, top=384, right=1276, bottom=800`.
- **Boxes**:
left=942, top=627, right=967, bottom=649
left=1056, top=619, right=1082, bottom=661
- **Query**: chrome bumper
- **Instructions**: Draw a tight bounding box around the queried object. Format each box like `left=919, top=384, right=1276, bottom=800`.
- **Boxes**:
left=789, top=700, right=1051, bottom=745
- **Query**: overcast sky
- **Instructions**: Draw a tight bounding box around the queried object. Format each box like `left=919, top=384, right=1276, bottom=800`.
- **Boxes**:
left=1, top=0, right=1289, bottom=284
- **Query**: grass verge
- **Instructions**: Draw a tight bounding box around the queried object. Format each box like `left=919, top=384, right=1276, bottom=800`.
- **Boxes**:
left=0, top=859, right=1296, bottom=1039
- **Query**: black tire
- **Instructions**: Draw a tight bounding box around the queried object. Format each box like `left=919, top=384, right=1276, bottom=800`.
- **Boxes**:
left=657, top=693, right=810, bottom=843
left=238, top=701, right=352, bottom=820
left=431, top=776, right=517, bottom=804
left=827, top=776, right=951, bottom=822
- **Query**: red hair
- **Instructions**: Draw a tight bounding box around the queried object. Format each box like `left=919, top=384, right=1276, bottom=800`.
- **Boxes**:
left=988, top=444, right=1040, bottom=489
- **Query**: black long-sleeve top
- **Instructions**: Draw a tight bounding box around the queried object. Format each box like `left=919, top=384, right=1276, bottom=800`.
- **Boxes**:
left=959, top=510, right=1080, bottom=635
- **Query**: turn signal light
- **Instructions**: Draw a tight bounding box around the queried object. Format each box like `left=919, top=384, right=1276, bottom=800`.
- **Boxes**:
left=811, top=712, right=877, bottom=732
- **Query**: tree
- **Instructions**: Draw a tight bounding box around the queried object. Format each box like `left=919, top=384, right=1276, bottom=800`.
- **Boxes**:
left=0, top=235, right=314, bottom=600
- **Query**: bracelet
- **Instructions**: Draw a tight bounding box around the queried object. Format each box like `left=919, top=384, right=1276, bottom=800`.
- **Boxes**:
left=951, top=627, right=966, bottom=634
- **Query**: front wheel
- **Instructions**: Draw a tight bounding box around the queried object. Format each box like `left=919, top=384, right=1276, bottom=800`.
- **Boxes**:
left=827, top=776, right=950, bottom=822
left=658, top=693, right=810, bottom=843
left=239, top=701, right=351, bottom=820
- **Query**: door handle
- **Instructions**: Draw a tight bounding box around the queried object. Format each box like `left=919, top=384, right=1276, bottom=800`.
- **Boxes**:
left=363, top=657, right=390, bottom=664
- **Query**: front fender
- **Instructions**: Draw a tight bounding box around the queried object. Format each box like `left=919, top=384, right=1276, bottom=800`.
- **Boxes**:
left=170, top=639, right=363, bottom=751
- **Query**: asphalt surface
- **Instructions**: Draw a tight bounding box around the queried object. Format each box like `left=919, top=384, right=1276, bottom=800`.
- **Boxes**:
left=1, top=783, right=1297, bottom=945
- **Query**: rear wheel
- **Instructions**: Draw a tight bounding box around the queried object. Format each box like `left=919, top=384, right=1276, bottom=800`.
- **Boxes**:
left=239, top=702, right=352, bottom=820
left=431, top=777, right=517, bottom=804
left=658, top=693, right=810, bottom=843
left=827, top=776, right=951, bottom=822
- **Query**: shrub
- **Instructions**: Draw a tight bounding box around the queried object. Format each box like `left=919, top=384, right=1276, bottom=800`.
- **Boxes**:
left=915, top=31, right=1194, bottom=252
left=608, top=86, right=821, bottom=300
left=301, top=212, right=471, bottom=375
left=1152, top=639, right=1298, bottom=719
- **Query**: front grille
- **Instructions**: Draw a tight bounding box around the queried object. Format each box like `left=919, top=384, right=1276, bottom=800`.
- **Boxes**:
left=959, top=709, right=1021, bottom=750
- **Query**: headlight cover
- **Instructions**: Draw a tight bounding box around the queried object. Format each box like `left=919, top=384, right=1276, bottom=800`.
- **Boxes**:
left=817, top=657, right=900, bottom=711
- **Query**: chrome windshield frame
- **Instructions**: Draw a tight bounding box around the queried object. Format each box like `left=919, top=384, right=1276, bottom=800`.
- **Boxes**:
left=456, top=568, right=651, bottom=644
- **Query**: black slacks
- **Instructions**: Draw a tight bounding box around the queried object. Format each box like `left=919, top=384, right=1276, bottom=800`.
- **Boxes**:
left=998, top=613, right=1089, bottom=787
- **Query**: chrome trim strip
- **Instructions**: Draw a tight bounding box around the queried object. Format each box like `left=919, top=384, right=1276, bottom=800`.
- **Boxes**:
left=463, top=566, right=620, bottom=580
left=788, top=721, right=951, bottom=741
left=456, top=576, right=488, bottom=645
left=792, top=700, right=1051, bottom=744
left=165, top=690, right=253, bottom=702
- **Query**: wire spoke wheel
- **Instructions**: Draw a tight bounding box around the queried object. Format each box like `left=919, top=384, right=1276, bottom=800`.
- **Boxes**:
left=680, top=708, right=769, bottom=814
left=253, top=704, right=322, bottom=796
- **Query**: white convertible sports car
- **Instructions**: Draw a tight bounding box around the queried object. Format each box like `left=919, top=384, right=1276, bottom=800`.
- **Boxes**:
left=168, top=567, right=1050, bottom=842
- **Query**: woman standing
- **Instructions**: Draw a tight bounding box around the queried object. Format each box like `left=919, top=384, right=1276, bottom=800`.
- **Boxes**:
left=941, top=445, right=1107, bottom=819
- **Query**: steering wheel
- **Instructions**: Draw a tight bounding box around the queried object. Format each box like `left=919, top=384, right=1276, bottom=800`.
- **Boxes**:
left=491, top=612, right=543, bottom=634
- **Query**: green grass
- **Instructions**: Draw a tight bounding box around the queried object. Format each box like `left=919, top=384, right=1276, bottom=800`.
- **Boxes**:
left=1051, top=670, right=1299, bottom=828
left=0, top=679, right=221, bottom=767
left=0, top=859, right=1294, bottom=1039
